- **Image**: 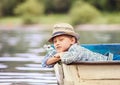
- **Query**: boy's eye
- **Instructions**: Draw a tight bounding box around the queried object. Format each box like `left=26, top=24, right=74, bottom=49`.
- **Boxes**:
left=59, top=38, right=63, bottom=41
left=53, top=37, right=64, bottom=43
left=53, top=40, right=57, bottom=43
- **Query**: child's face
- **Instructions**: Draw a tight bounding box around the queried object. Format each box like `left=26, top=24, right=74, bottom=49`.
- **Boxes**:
left=53, top=35, right=75, bottom=52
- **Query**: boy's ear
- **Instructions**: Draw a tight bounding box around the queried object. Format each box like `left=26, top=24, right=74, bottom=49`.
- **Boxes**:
left=71, top=37, right=76, bottom=44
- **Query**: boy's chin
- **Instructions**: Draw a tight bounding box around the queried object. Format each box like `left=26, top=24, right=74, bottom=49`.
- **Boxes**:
left=56, top=50, right=64, bottom=53
left=57, top=51, right=63, bottom=53
left=57, top=50, right=65, bottom=53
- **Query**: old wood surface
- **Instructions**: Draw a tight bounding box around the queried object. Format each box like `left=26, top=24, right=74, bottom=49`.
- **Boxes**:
left=54, top=63, right=64, bottom=85
left=54, top=62, right=120, bottom=85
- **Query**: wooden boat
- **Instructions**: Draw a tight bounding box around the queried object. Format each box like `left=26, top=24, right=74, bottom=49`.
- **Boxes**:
left=54, top=44, right=120, bottom=85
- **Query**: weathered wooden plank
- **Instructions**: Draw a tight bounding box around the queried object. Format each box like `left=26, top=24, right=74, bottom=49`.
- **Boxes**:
left=62, top=64, right=80, bottom=85
left=77, top=64, right=120, bottom=80
left=79, top=80, right=120, bottom=85
left=54, top=62, right=120, bottom=85
left=54, top=64, right=64, bottom=85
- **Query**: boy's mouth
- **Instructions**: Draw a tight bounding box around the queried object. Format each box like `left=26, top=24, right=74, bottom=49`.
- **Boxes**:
left=56, top=46, right=60, bottom=49
left=56, top=46, right=61, bottom=49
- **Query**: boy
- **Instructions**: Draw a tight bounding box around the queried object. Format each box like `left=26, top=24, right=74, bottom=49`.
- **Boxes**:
left=42, top=23, right=112, bottom=68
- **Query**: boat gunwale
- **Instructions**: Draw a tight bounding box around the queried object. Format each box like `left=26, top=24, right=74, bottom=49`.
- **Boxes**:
left=68, top=61, right=120, bottom=65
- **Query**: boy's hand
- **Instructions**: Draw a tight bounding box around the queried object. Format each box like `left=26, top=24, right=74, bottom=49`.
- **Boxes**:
left=54, top=52, right=63, bottom=58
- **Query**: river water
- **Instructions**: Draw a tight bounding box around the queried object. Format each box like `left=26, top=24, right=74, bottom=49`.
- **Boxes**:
left=0, top=29, right=57, bottom=85
left=0, top=28, right=120, bottom=85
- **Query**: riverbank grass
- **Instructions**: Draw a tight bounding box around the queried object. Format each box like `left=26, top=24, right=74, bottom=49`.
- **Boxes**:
left=0, top=13, right=120, bottom=25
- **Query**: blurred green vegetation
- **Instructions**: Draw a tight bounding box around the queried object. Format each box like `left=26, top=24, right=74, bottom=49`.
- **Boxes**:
left=69, top=1, right=101, bottom=25
left=0, top=0, right=120, bottom=25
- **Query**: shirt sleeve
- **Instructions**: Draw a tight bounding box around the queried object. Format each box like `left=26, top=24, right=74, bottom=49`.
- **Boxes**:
left=60, top=44, right=109, bottom=64
left=60, top=44, right=82, bottom=64
left=41, top=50, right=56, bottom=68
left=60, top=51, right=80, bottom=64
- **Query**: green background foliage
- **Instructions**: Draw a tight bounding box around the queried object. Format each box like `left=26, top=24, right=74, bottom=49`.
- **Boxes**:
left=69, top=1, right=101, bottom=25
left=0, top=0, right=120, bottom=25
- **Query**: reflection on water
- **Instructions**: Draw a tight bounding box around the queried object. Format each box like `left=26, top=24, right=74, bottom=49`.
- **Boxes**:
left=78, top=31, right=120, bottom=44
left=0, top=29, right=120, bottom=85
left=0, top=29, right=57, bottom=85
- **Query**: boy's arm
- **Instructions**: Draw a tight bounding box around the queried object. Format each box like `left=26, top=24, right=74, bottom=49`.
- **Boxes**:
left=60, top=45, right=109, bottom=64
left=60, top=51, right=79, bottom=64
left=41, top=50, right=56, bottom=68
left=46, top=56, right=60, bottom=65
left=46, top=52, right=63, bottom=65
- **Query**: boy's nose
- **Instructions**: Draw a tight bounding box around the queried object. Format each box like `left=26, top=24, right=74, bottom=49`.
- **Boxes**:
left=55, top=41, right=60, bottom=45
left=56, top=41, right=59, bottom=45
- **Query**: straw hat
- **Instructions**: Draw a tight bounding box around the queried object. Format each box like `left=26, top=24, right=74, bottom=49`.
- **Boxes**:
left=48, top=23, right=79, bottom=42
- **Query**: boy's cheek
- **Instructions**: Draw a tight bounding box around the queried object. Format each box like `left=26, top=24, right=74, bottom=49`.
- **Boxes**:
left=55, top=47, right=61, bottom=52
left=56, top=49, right=64, bottom=53
left=56, top=50, right=62, bottom=53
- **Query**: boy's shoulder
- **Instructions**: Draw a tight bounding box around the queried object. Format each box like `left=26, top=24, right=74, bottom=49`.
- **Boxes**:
left=69, top=43, right=82, bottom=50
left=71, top=43, right=81, bottom=47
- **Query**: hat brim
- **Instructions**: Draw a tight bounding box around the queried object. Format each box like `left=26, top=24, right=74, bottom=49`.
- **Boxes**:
left=48, top=32, right=79, bottom=42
